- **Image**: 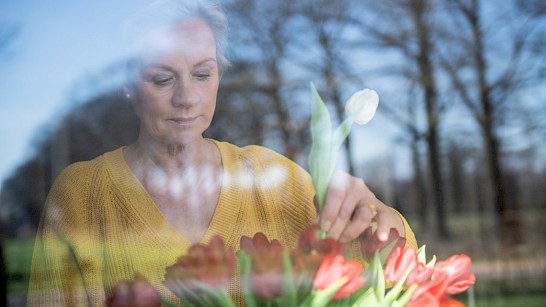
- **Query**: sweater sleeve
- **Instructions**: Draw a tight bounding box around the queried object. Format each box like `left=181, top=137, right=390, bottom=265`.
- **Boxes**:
left=27, top=162, right=104, bottom=307
left=393, top=208, right=418, bottom=251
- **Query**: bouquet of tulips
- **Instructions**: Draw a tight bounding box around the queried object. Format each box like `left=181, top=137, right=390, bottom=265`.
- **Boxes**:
left=107, top=226, right=475, bottom=307
left=107, top=84, right=475, bottom=307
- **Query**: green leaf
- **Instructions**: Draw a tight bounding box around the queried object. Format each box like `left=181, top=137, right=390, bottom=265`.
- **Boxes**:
left=417, top=245, right=425, bottom=262
left=427, top=255, right=436, bottom=267
left=275, top=250, right=298, bottom=306
left=310, top=278, right=347, bottom=307
left=383, top=262, right=416, bottom=306
left=329, top=117, right=354, bottom=178
left=371, top=253, right=385, bottom=300
left=237, top=251, right=258, bottom=307
left=351, top=288, right=379, bottom=307
left=395, top=283, right=417, bottom=306
left=193, top=281, right=236, bottom=307
left=329, top=297, right=352, bottom=307
left=377, top=239, right=400, bottom=266
left=359, top=254, right=386, bottom=304
left=173, top=280, right=208, bottom=306
left=308, top=82, right=333, bottom=212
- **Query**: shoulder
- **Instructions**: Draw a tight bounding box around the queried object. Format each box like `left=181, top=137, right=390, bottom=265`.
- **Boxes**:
left=49, top=148, right=124, bottom=201
left=213, top=140, right=309, bottom=176
left=44, top=148, right=124, bottom=224
left=53, top=148, right=121, bottom=186
left=211, top=140, right=296, bottom=166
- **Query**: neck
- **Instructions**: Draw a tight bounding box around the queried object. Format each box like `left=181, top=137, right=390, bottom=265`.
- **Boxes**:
left=127, top=132, right=214, bottom=174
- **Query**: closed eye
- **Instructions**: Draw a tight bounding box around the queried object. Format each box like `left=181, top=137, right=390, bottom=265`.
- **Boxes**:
left=151, top=74, right=175, bottom=87
left=194, top=71, right=211, bottom=81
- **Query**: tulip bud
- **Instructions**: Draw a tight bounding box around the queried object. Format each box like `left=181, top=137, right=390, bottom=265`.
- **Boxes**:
left=344, top=89, right=379, bottom=125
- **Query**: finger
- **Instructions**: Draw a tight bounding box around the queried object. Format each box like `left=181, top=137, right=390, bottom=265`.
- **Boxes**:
left=318, top=172, right=348, bottom=232
left=373, top=204, right=391, bottom=241
left=339, top=205, right=375, bottom=243
left=325, top=180, right=363, bottom=240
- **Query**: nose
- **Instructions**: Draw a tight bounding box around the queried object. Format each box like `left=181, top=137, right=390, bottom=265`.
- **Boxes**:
left=171, top=78, right=199, bottom=107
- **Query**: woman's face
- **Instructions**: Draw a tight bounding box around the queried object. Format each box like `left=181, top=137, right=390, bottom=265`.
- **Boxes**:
left=131, top=18, right=220, bottom=145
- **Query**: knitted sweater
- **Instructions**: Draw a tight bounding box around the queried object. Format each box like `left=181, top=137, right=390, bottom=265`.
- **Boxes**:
left=27, top=140, right=417, bottom=306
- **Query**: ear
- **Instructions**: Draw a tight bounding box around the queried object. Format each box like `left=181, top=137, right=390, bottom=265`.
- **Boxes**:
left=123, top=58, right=139, bottom=100
left=123, top=86, right=132, bottom=101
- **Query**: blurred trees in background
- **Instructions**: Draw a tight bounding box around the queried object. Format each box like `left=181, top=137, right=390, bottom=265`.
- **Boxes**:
left=356, top=0, right=451, bottom=239
left=1, top=0, right=545, bottom=252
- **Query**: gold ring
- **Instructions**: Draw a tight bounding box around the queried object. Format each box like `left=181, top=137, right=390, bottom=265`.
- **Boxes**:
left=367, top=204, right=377, bottom=216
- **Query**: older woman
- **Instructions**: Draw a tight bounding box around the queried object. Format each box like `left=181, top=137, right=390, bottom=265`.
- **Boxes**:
left=27, top=1, right=417, bottom=306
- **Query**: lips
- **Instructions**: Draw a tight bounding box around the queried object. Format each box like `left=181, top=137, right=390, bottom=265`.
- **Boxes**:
left=168, top=116, right=199, bottom=125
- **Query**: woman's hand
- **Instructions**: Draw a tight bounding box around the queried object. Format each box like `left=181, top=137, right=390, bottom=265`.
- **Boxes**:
left=318, top=171, right=405, bottom=243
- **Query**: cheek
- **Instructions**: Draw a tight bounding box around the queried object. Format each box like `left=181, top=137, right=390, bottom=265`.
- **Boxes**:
left=204, top=82, right=219, bottom=110
left=132, top=92, right=167, bottom=124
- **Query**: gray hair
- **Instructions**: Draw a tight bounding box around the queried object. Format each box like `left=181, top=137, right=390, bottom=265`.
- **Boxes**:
left=124, top=0, right=230, bottom=74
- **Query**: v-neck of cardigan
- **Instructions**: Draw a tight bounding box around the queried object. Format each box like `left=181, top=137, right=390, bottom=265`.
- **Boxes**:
left=109, top=139, right=241, bottom=250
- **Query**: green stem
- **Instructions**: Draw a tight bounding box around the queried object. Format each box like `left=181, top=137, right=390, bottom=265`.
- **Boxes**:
left=317, top=227, right=327, bottom=239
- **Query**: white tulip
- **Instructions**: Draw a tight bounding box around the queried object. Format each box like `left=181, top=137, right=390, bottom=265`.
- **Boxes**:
left=344, top=89, right=379, bottom=125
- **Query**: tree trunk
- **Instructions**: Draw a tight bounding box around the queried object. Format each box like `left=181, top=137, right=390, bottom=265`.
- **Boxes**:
left=411, top=136, right=429, bottom=228
left=470, top=0, right=520, bottom=246
left=269, top=63, right=294, bottom=159
left=426, top=116, right=449, bottom=239
left=412, top=0, right=450, bottom=239
left=448, top=145, right=465, bottom=213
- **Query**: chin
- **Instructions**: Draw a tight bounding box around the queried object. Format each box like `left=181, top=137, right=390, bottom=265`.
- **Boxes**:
left=166, top=132, right=205, bottom=145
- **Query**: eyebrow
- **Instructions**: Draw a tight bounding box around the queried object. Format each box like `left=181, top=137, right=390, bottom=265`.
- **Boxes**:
left=194, top=57, right=217, bottom=67
left=142, top=58, right=217, bottom=71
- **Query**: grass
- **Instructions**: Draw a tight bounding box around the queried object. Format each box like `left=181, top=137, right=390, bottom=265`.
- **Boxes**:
left=474, top=293, right=546, bottom=307
left=2, top=238, right=34, bottom=294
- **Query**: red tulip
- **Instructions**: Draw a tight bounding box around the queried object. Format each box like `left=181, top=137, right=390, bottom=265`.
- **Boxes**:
left=407, top=275, right=448, bottom=307
left=313, top=255, right=365, bottom=299
left=239, top=232, right=285, bottom=300
left=384, top=247, right=418, bottom=284
left=164, top=235, right=236, bottom=297
left=406, top=261, right=434, bottom=287
left=440, top=297, right=466, bottom=307
left=433, top=254, right=476, bottom=294
left=106, top=273, right=161, bottom=307
left=291, top=225, right=345, bottom=274
left=407, top=253, right=475, bottom=307
left=359, top=227, right=406, bottom=262
left=296, top=225, right=345, bottom=256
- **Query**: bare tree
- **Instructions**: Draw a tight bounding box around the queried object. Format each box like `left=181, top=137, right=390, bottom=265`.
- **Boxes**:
left=380, top=85, right=430, bottom=228
left=223, top=0, right=310, bottom=159
left=439, top=0, right=546, bottom=245
left=356, top=0, right=450, bottom=239
left=294, top=0, right=365, bottom=174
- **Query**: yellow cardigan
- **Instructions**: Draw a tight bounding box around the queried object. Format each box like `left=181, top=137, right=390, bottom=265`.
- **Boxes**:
left=27, top=140, right=417, bottom=306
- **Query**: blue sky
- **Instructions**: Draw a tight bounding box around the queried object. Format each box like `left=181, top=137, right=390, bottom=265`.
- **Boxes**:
left=0, top=0, right=155, bottom=181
